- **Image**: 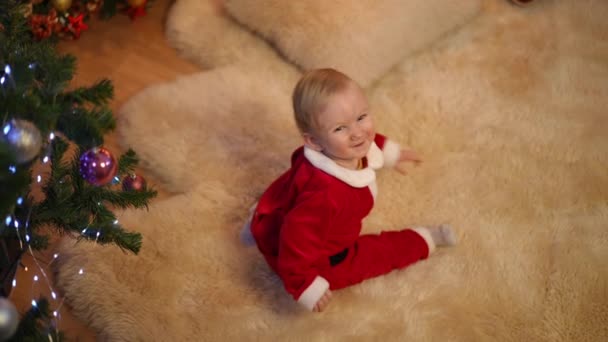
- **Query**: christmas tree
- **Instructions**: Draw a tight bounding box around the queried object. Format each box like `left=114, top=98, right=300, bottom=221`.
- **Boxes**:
left=0, top=0, right=156, bottom=339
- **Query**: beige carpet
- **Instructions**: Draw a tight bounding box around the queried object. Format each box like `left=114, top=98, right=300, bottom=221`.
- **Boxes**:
left=55, top=0, right=608, bottom=340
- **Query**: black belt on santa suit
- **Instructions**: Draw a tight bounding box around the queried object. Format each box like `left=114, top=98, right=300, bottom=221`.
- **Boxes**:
left=329, top=247, right=349, bottom=266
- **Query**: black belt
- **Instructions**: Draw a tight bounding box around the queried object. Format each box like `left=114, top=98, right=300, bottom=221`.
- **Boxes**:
left=329, top=248, right=349, bottom=266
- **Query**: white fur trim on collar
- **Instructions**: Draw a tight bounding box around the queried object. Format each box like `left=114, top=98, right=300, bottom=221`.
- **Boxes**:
left=303, top=142, right=384, bottom=188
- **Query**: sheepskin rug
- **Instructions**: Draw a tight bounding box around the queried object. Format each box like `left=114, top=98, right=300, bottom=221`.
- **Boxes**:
left=55, top=0, right=608, bottom=340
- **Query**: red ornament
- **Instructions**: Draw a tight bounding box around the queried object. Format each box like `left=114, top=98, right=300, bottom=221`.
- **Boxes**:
left=122, top=174, right=147, bottom=191
left=29, top=10, right=59, bottom=40
left=64, top=13, right=88, bottom=39
left=79, top=147, right=118, bottom=186
left=126, top=0, right=147, bottom=20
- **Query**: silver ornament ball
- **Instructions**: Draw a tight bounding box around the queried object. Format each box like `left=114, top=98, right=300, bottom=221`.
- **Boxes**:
left=1, top=119, right=42, bottom=164
left=0, top=297, right=19, bottom=341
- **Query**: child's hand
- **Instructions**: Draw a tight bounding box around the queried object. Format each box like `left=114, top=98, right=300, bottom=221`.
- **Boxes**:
left=395, top=149, right=422, bottom=175
left=312, top=289, right=332, bottom=312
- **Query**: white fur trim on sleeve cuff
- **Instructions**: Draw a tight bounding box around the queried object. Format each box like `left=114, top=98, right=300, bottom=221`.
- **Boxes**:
left=297, top=276, right=330, bottom=311
left=412, top=227, right=436, bottom=254
left=382, top=139, right=401, bottom=168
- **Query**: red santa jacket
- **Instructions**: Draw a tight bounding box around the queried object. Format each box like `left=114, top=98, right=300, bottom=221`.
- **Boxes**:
left=250, top=133, right=401, bottom=308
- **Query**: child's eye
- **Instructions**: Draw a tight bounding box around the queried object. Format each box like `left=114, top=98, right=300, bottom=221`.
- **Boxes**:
left=333, top=126, right=345, bottom=132
left=357, top=114, right=368, bottom=121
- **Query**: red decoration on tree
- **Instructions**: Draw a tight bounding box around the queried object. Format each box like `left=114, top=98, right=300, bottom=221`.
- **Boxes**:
left=122, top=174, right=147, bottom=191
left=126, top=0, right=148, bottom=21
left=86, top=0, right=103, bottom=14
left=79, top=147, right=118, bottom=186
left=64, top=13, right=88, bottom=39
left=29, top=10, right=60, bottom=40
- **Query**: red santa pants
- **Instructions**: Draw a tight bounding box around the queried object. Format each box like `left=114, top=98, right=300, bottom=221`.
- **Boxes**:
left=321, top=229, right=429, bottom=290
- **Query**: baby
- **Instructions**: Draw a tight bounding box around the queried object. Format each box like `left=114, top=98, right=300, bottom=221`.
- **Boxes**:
left=243, top=68, right=456, bottom=312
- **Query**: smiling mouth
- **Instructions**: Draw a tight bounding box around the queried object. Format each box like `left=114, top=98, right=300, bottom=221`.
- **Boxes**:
left=353, top=141, right=366, bottom=148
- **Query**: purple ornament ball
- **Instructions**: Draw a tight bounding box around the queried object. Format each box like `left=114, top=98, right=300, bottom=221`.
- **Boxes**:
left=79, top=147, right=118, bottom=186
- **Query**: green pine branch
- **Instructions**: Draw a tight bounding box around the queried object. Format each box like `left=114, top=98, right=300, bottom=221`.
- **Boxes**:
left=9, top=297, right=64, bottom=342
left=64, top=79, right=114, bottom=106
left=56, top=106, right=116, bottom=148
left=101, top=0, right=121, bottom=19
left=117, top=148, right=139, bottom=174
left=1, top=0, right=156, bottom=253
left=1, top=1, right=157, bottom=340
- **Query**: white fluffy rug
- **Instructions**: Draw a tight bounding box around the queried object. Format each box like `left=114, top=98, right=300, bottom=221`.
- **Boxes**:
left=55, top=0, right=608, bottom=340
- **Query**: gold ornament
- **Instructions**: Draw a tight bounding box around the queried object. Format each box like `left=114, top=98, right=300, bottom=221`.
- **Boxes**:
left=51, top=0, right=73, bottom=12
left=127, top=0, right=146, bottom=8
left=20, top=3, right=33, bottom=17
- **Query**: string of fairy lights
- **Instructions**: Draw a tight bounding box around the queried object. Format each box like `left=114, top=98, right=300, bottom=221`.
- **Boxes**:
left=2, top=61, right=91, bottom=339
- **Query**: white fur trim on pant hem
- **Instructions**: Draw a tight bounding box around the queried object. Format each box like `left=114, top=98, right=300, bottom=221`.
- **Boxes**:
left=297, top=276, right=330, bottom=311
left=240, top=203, right=258, bottom=246
left=240, top=220, right=256, bottom=246
left=382, top=139, right=401, bottom=168
left=412, top=227, right=436, bottom=254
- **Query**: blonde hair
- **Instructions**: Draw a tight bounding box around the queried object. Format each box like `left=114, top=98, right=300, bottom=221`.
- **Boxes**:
left=292, top=68, right=354, bottom=133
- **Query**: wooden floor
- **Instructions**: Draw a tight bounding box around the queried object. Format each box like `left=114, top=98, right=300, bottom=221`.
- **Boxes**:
left=8, top=0, right=200, bottom=339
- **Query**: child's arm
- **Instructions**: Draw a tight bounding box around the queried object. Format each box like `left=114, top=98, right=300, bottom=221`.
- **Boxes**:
left=394, top=149, right=422, bottom=175
left=374, top=133, right=422, bottom=174
left=277, top=189, right=334, bottom=311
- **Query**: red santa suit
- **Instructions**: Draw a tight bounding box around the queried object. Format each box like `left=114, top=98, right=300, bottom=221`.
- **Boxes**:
left=246, top=133, right=436, bottom=310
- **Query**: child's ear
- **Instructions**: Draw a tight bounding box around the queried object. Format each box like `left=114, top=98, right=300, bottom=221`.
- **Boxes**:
left=302, top=132, right=323, bottom=152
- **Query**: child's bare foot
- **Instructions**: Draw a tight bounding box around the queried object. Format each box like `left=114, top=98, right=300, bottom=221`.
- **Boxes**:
left=428, top=224, right=457, bottom=246
left=313, top=289, right=332, bottom=312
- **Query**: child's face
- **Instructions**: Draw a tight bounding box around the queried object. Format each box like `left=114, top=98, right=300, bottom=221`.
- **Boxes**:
left=304, top=83, right=376, bottom=169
